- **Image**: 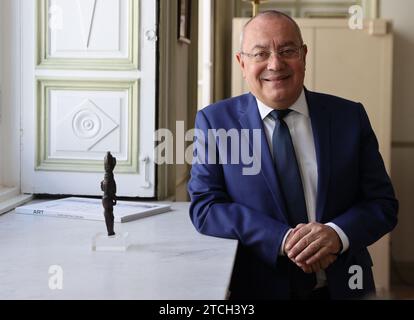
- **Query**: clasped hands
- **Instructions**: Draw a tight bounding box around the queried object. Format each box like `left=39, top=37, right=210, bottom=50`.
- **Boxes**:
left=283, top=222, right=342, bottom=273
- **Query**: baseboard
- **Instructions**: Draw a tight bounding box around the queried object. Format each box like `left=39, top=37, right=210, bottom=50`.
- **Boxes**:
left=0, top=194, right=33, bottom=215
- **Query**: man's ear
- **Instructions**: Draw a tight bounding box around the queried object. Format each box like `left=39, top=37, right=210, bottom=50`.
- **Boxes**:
left=302, top=44, right=308, bottom=66
left=236, top=53, right=247, bottom=79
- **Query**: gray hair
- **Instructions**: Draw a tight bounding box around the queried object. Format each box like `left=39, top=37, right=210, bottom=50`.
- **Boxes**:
left=239, top=10, right=304, bottom=51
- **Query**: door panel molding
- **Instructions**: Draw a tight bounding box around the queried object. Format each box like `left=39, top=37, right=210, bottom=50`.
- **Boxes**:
left=37, top=0, right=139, bottom=70
left=36, top=78, right=139, bottom=173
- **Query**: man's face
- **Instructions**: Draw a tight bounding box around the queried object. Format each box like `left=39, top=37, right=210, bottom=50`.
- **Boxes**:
left=237, top=16, right=307, bottom=109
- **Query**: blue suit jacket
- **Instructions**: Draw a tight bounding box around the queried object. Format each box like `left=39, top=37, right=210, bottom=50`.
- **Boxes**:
left=188, top=89, right=398, bottom=299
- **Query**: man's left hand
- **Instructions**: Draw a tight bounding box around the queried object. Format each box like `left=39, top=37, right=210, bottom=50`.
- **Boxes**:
left=296, top=254, right=338, bottom=273
left=285, top=222, right=342, bottom=266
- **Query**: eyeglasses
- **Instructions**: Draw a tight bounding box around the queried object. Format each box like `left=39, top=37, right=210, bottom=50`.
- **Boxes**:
left=240, top=45, right=304, bottom=63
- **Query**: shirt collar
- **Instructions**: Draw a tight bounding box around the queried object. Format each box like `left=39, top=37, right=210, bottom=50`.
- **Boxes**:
left=256, top=89, right=309, bottom=120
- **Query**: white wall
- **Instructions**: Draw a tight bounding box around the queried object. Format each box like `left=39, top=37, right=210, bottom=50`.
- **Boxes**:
left=197, top=0, right=212, bottom=110
left=0, top=0, right=4, bottom=186
left=0, top=1, right=2, bottom=87
left=381, top=0, right=414, bottom=263
left=0, top=0, right=21, bottom=189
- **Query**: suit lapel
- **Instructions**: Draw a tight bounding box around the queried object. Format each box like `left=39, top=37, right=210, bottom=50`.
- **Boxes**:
left=238, top=94, right=289, bottom=222
left=305, top=90, right=331, bottom=222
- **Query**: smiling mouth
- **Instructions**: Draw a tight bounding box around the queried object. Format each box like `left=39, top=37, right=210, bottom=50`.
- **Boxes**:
left=262, top=75, right=291, bottom=82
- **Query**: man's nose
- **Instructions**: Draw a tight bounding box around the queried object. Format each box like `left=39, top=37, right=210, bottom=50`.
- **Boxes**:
left=267, top=52, right=285, bottom=71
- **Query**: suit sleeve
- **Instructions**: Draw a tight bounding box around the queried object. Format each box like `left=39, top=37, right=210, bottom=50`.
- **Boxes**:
left=330, top=103, right=398, bottom=252
left=188, top=110, right=290, bottom=267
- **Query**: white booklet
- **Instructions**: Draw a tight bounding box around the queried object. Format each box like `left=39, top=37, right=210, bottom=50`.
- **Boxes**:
left=15, top=197, right=171, bottom=223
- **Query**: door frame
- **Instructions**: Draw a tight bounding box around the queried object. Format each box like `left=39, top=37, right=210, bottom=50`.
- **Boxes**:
left=0, top=0, right=32, bottom=214
left=20, top=0, right=158, bottom=197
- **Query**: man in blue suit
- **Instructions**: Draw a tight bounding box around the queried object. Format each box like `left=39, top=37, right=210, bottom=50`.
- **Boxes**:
left=188, top=10, right=398, bottom=299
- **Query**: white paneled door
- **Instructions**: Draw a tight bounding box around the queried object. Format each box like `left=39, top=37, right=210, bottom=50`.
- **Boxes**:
left=22, top=0, right=157, bottom=197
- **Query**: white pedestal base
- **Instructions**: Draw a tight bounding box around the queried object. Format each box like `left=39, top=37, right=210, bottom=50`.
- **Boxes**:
left=92, top=232, right=130, bottom=252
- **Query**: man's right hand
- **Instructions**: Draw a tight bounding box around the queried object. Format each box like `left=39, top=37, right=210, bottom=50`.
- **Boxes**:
left=284, top=225, right=337, bottom=273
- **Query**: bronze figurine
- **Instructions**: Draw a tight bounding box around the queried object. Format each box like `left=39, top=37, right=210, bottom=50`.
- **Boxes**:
left=101, top=152, right=117, bottom=236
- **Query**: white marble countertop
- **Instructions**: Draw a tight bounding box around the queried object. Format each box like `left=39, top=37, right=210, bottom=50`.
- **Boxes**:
left=0, top=202, right=237, bottom=300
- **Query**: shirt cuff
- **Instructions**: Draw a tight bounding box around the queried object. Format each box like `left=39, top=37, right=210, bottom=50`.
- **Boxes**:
left=325, top=222, right=349, bottom=254
left=279, top=228, right=293, bottom=256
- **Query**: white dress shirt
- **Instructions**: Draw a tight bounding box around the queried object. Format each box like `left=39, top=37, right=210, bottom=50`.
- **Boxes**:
left=255, top=89, right=349, bottom=287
